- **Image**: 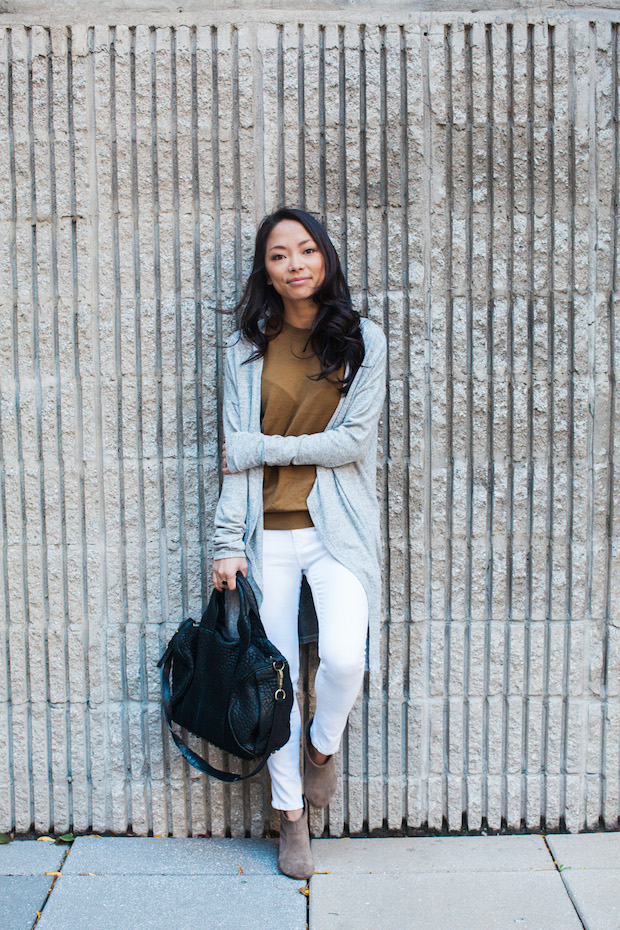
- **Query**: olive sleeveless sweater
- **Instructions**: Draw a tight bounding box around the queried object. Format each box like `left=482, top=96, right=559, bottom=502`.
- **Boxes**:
left=261, top=320, right=343, bottom=529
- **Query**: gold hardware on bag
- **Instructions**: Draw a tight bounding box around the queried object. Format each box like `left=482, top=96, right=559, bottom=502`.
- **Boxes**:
left=273, top=659, right=286, bottom=701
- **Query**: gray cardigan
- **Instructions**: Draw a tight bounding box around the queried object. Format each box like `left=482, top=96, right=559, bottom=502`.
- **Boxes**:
left=213, top=317, right=386, bottom=671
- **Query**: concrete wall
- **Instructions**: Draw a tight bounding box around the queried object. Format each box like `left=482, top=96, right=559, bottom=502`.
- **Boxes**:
left=0, top=7, right=618, bottom=838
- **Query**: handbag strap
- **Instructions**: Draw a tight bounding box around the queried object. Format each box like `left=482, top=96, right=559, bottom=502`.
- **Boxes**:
left=158, top=643, right=289, bottom=783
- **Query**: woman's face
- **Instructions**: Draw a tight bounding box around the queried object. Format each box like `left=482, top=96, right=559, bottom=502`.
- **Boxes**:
left=264, top=220, right=326, bottom=306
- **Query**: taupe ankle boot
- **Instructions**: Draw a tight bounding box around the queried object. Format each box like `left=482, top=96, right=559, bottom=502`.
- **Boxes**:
left=303, top=718, right=337, bottom=809
left=277, top=803, right=314, bottom=880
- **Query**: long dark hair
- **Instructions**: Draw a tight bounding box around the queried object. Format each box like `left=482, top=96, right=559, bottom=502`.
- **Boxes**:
left=236, top=207, right=365, bottom=394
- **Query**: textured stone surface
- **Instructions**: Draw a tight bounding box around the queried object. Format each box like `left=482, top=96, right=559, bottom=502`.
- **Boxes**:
left=546, top=833, right=620, bottom=930
left=0, top=841, right=66, bottom=875
left=309, top=872, right=583, bottom=930
left=0, top=841, right=65, bottom=930
left=0, top=876, right=54, bottom=930
left=560, top=869, right=620, bottom=930
left=547, top=832, right=620, bottom=869
left=3, top=0, right=620, bottom=15
left=312, top=835, right=552, bottom=873
left=64, top=836, right=281, bottom=874
left=0, top=10, right=618, bottom=838
left=36, top=875, right=306, bottom=930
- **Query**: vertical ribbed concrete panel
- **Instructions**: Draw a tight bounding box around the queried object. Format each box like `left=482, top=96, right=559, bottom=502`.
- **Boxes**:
left=0, top=13, right=618, bottom=837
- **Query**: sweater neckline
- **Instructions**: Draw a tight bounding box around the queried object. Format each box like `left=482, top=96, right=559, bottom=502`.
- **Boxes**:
left=280, top=318, right=312, bottom=338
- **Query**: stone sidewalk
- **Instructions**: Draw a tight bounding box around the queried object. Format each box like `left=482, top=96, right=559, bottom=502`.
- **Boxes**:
left=1, top=832, right=618, bottom=929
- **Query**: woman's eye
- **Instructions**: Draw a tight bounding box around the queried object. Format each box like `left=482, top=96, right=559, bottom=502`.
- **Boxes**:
left=304, top=248, right=316, bottom=254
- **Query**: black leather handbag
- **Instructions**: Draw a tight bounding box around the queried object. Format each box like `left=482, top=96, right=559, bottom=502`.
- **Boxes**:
left=157, top=573, right=294, bottom=782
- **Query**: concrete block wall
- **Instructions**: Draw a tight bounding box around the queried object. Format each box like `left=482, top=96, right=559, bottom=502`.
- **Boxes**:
left=0, top=7, right=618, bottom=837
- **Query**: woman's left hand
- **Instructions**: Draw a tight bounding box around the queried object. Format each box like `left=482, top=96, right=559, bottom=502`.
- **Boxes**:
left=221, top=440, right=230, bottom=475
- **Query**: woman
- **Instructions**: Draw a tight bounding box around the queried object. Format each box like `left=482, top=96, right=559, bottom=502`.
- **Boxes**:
left=211, top=207, right=386, bottom=879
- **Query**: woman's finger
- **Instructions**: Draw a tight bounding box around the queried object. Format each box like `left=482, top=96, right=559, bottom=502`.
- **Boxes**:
left=212, top=557, right=246, bottom=591
left=221, top=440, right=230, bottom=475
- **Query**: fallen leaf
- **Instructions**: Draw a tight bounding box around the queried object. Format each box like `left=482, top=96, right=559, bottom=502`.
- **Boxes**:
left=0, top=834, right=12, bottom=845
left=36, top=912, right=41, bottom=919
left=55, top=833, right=74, bottom=845
left=85, top=834, right=101, bottom=838
left=298, top=886, right=309, bottom=897
left=45, top=872, right=62, bottom=876
left=88, top=872, right=96, bottom=876
left=37, top=836, right=55, bottom=842
left=237, top=865, right=244, bottom=874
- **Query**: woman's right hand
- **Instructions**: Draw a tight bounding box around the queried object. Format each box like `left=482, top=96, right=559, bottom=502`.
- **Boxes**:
left=212, top=556, right=248, bottom=592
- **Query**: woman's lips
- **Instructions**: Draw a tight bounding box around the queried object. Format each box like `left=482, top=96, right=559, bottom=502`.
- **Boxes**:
left=288, top=277, right=311, bottom=285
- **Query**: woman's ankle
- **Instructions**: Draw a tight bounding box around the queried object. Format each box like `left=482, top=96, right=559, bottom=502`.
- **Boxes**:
left=308, top=738, right=329, bottom=766
left=282, top=807, right=304, bottom=822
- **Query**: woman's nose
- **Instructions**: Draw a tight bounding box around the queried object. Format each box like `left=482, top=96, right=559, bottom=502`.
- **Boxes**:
left=288, top=253, right=304, bottom=270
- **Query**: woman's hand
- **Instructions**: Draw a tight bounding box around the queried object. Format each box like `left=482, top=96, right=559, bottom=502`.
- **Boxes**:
left=212, top=555, right=247, bottom=592
left=221, top=440, right=230, bottom=475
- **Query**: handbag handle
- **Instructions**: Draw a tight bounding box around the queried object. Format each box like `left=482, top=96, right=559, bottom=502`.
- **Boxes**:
left=158, top=641, right=289, bottom=782
left=234, top=572, right=259, bottom=614
left=199, top=574, right=261, bottom=654
left=235, top=574, right=268, bottom=642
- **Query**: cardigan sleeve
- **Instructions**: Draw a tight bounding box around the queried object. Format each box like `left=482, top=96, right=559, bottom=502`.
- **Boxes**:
left=212, top=341, right=248, bottom=559
left=213, top=472, right=247, bottom=559
left=225, top=324, right=386, bottom=473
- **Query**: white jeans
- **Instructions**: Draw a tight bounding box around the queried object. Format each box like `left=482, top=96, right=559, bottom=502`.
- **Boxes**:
left=260, top=527, right=369, bottom=811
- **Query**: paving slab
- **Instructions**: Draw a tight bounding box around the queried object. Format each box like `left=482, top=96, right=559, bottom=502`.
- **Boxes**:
left=36, top=874, right=306, bottom=930
left=545, top=835, right=620, bottom=930
left=560, top=867, right=620, bottom=930
left=63, top=836, right=281, bottom=875
left=546, top=831, right=620, bottom=869
left=0, top=840, right=67, bottom=875
left=0, top=876, right=54, bottom=930
left=309, top=870, right=582, bottom=930
left=311, top=835, right=553, bottom=873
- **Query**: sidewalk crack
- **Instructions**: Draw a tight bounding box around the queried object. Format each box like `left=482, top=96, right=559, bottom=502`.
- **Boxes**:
left=542, top=835, right=586, bottom=930
left=30, top=847, right=70, bottom=929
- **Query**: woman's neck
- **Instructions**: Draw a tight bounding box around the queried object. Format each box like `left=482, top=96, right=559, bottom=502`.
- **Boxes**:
left=282, top=301, right=318, bottom=330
